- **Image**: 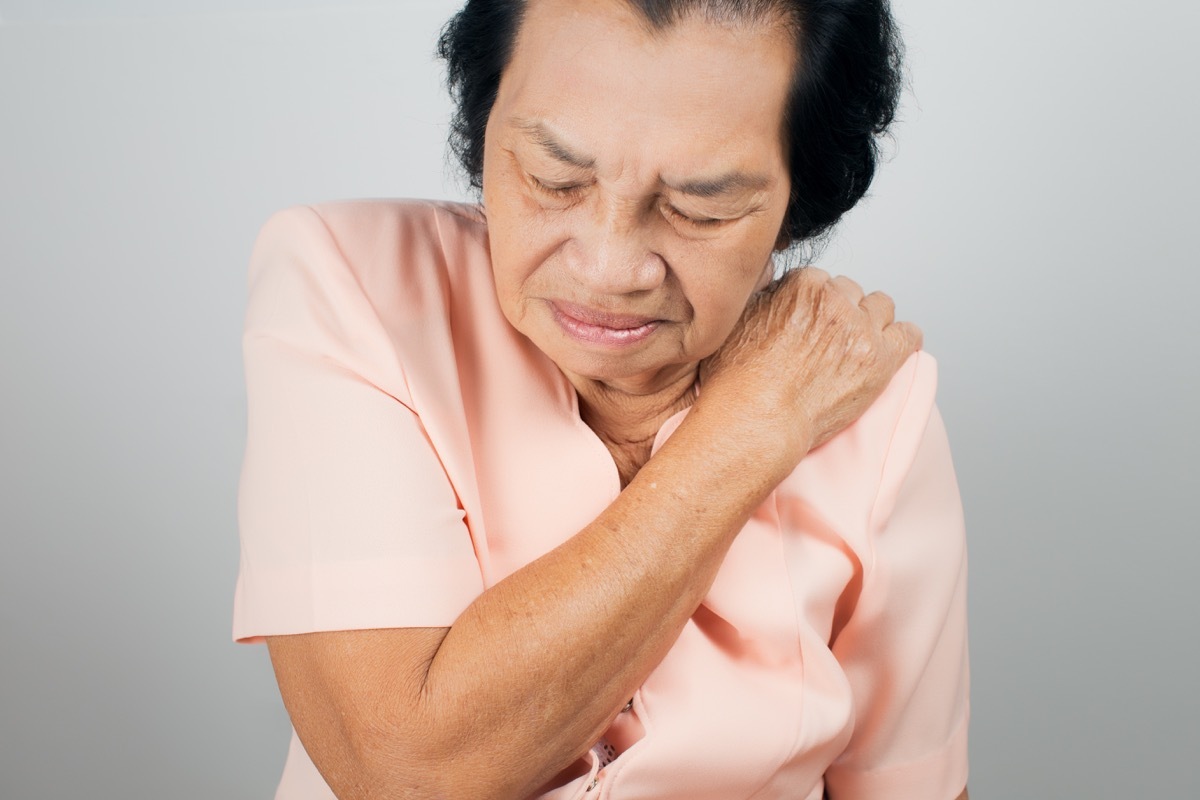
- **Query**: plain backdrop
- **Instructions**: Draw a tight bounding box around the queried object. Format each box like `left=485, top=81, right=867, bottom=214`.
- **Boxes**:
left=1, top=1, right=1197, bottom=797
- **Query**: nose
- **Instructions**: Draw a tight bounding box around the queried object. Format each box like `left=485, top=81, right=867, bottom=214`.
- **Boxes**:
left=564, top=204, right=667, bottom=296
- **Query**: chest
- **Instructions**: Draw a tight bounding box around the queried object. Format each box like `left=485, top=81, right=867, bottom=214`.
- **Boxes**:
left=440, top=324, right=871, bottom=797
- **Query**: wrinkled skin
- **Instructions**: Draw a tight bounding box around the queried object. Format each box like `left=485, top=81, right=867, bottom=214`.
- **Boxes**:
left=700, top=265, right=921, bottom=463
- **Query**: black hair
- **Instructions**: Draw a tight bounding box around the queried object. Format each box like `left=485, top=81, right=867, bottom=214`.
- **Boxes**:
left=437, top=0, right=904, bottom=247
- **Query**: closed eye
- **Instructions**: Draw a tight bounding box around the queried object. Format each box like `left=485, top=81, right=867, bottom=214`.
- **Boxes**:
left=529, top=175, right=587, bottom=199
left=664, top=204, right=726, bottom=229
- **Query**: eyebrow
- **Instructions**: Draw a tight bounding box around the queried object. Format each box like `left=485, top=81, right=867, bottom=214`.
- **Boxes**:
left=515, top=120, right=596, bottom=170
left=513, top=118, right=771, bottom=198
left=665, top=172, right=772, bottom=198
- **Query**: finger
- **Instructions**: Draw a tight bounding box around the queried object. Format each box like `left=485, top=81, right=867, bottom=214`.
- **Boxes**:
left=859, top=290, right=895, bottom=329
left=830, top=275, right=865, bottom=305
left=884, top=320, right=924, bottom=358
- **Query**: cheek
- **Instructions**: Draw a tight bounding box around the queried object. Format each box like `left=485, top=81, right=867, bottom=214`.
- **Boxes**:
left=487, top=209, right=575, bottom=310
left=491, top=215, right=557, bottom=289
left=486, top=215, right=560, bottom=330
left=678, top=249, right=773, bottom=345
left=484, top=162, right=555, bottom=256
left=490, top=243, right=536, bottom=314
left=685, top=281, right=753, bottom=344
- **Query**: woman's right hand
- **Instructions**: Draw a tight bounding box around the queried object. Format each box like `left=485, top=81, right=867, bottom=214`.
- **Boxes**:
left=698, top=266, right=923, bottom=470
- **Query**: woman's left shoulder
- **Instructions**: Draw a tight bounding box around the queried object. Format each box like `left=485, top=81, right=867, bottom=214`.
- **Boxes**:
left=865, top=348, right=941, bottom=472
left=873, top=347, right=938, bottom=421
left=779, top=350, right=942, bottom=514
left=817, top=349, right=938, bottom=463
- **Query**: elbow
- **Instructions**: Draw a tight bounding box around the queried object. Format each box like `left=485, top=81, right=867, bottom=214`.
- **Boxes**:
left=339, top=709, right=525, bottom=800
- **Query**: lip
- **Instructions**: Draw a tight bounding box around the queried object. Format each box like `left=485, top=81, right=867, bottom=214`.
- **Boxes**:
left=549, top=301, right=663, bottom=347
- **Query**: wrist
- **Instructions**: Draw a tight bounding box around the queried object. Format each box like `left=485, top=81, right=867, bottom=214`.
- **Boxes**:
left=673, top=391, right=808, bottom=493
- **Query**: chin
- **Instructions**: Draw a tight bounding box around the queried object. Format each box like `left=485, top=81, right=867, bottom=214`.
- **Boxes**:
left=553, top=344, right=695, bottom=393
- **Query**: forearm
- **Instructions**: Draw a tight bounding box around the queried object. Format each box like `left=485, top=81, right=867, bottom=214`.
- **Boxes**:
left=399, top=404, right=793, bottom=797
left=267, top=265, right=920, bottom=799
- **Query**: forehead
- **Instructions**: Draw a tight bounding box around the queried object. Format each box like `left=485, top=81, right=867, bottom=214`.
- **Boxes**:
left=493, top=0, right=796, bottom=176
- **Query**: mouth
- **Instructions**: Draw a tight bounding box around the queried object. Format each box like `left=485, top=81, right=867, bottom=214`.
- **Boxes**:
left=549, top=301, right=663, bottom=347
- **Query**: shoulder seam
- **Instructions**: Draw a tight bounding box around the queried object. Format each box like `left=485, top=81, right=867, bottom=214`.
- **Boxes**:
left=862, top=353, right=937, bottom=575
left=299, top=204, right=420, bottom=412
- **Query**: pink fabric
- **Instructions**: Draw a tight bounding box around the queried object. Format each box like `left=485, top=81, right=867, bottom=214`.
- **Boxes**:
left=233, top=200, right=969, bottom=799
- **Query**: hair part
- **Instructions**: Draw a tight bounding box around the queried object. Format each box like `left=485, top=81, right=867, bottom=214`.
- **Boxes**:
left=437, top=0, right=904, bottom=249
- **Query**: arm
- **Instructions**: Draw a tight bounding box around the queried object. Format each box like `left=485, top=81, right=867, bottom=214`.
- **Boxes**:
left=264, top=267, right=922, bottom=799
left=823, top=394, right=970, bottom=800
left=269, top=398, right=793, bottom=799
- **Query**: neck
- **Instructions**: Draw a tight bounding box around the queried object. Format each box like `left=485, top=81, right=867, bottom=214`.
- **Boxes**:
left=568, top=367, right=699, bottom=485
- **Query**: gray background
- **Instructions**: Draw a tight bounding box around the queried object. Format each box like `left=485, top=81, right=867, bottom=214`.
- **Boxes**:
left=1, top=0, right=1196, bottom=797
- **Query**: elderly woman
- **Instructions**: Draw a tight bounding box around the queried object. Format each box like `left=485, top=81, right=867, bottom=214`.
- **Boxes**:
left=233, top=0, right=969, bottom=798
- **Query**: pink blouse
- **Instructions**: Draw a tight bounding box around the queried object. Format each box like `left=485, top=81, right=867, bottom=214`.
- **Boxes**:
left=233, top=199, right=969, bottom=800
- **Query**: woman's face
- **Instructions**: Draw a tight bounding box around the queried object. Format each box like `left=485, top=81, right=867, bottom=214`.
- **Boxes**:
left=482, top=0, right=795, bottom=396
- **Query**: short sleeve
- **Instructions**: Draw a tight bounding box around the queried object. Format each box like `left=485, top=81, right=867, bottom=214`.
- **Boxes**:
left=824, top=397, right=970, bottom=799
left=232, top=206, right=485, bottom=644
